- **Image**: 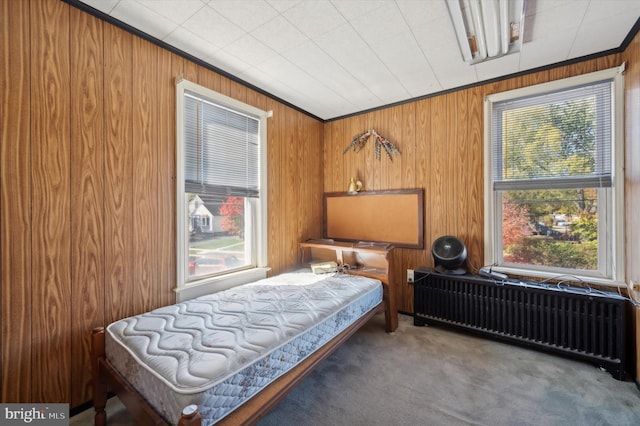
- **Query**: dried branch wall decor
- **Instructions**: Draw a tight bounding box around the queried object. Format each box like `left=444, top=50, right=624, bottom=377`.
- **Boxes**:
left=344, top=129, right=401, bottom=161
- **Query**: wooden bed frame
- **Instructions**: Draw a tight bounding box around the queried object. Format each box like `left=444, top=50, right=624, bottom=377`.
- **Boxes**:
left=91, top=300, right=383, bottom=425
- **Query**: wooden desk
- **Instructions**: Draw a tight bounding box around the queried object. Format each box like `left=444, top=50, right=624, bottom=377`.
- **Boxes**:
left=299, top=240, right=398, bottom=333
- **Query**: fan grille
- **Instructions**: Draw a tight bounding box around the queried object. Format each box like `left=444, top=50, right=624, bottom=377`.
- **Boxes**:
left=432, top=236, right=467, bottom=270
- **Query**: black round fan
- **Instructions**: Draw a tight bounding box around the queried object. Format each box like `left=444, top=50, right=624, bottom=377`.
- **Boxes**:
left=432, top=235, right=467, bottom=275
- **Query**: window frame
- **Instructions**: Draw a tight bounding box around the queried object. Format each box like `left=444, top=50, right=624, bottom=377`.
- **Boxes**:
left=175, top=79, right=270, bottom=300
left=483, top=65, right=625, bottom=286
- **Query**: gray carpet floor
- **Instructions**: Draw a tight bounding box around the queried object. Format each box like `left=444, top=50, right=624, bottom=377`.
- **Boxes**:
left=71, top=313, right=640, bottom=426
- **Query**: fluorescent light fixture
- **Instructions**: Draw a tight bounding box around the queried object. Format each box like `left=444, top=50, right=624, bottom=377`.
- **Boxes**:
left=446, top=0, right=525, bottom=64
left=500, top=0, right=510, bottom=55
left=481, top=0, right=500, bottom=57
left=469, top=0, right=487, bottom=61
left=448, top=0, right=474, bottom=62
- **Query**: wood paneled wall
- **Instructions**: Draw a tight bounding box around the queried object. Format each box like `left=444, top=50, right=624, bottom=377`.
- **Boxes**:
left=2, top=0, right=639, bottom=410
left=621, top=21, right=640, bottom=383
left=323, top=53, right=629, bottom=315
left=1, top=0, right=323, bottom=408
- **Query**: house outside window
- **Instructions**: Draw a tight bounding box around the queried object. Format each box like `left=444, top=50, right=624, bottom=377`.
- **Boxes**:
left=484, top=66, right=625, bottom=286
left=176, top=79, right=269, bottom=298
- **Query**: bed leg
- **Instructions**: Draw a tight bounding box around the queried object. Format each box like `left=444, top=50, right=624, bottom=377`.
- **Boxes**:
left=92, top=327, right=107, bottom=426
left=178, top=404, right=202, bottom=426
left=382, top=283, right=398, bottom=333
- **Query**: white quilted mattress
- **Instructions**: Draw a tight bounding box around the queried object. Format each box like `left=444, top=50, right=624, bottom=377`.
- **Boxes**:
left=105, top=271, right=382, bottom=424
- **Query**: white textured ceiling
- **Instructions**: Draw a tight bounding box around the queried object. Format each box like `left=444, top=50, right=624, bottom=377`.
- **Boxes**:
left=77, top=0, right=640, bottom=121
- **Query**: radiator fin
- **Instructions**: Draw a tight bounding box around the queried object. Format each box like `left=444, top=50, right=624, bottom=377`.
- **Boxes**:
left=413, top=270, right=631, bottom=380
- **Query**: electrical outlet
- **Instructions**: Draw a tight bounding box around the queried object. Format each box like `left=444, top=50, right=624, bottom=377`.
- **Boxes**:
left=407, top=269, right=414, bottom=283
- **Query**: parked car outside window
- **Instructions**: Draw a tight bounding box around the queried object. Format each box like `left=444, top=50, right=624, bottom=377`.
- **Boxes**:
left=189, top=254, right=240, bottom=276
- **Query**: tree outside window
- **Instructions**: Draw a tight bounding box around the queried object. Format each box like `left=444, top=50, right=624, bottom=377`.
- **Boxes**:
left=486, top=67, right=624, bottom=284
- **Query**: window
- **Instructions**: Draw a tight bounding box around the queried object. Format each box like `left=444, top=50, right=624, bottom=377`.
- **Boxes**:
left=484, top=66, right=624, bottom=286
left=176, top=79, right=269, bottom=295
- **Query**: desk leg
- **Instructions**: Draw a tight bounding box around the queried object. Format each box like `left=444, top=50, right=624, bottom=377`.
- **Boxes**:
left=382, top=282, right=398, bottom=332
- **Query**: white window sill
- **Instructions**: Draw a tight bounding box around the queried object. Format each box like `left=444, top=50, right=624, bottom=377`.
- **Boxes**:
left=174, top=267, right=271, bottom=302
left=493, top=265, right=625, bottom=289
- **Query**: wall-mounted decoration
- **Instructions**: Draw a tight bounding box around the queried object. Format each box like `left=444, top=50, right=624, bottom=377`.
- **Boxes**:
left=343, top=129, right=401, bottom=161
left=347, top=177, right=363, bottom=194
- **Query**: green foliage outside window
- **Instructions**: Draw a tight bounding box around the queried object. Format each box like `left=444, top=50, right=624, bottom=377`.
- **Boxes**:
left=500, top=98, right=599, bottom=270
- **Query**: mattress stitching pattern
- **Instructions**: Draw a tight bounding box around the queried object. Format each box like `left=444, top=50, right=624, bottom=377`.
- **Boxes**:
left=105, top=272, right=382, bottom=423
left=198, top=291, right=379, bottom=423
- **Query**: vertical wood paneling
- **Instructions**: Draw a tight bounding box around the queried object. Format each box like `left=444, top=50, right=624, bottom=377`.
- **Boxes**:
left=349, top=114, right=366, bottom=190
left=467, top=86, right=484, bottom=270
left=298, top=115, right=324, bottom=241
left=69, top=7, right=104, bottom=407
left=324, top=120, right=345, bottom=192
left=624, top=28, right=640, bottom=281
left=323, top=49, right=631, bottom=315
left=373, top=109, right=388, bottom=189
left=430, top=93, right=448, bottom=236
left=414, top=98, right=432, bottom=277
left=1, top=0, right=32, bottom=402
left=400, top=103, right=416, bottom=189
left=219, top=76, right=230, bottom=98
left=176, top=55, right=198, bottom=84
left=260, top=98, right=325, bottom=275
left=197, top=65, right=221, bottom=93
left=267, top=100, right=285, bottom=272
left=103, top=24, right=134, bottom=324
left=285, top=106, right=299, bottom=263
left=518, top=69, right=550, bottom=89
left=549, top=60, right=597, bottom=82
left=267, top=101, right=284, bottom=273
left=387, top=106, right=403, bottom=188
left=246, top=86, right=268, bottom=112
left=369, top=110, right=384, bottom=189
left=454, top=90, right=469, bottom=239
left=1, top=0, right=638, bottom=410
left=132, top=37, right=159, bottom=313
left=157, top=47, right=175, bottom=307
left=228, top=80, right=247, bottom=103
left=597, top=53, right=623, bottom=70
left=323, top=120, right=334, bottom=192
left=621, top=27, right=640, bottom=381
left=295, top=114, right=307, bottom=244
left=30, top=0, right=71, bottom=403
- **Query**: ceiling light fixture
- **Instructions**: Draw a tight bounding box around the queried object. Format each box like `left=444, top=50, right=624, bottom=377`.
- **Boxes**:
left=446, top=0, right=525, bottom=64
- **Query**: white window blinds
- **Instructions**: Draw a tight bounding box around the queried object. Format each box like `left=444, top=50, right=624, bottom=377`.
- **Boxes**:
left=184, top=90, right=260, bottom=198
left=491, top=80, right=612, bottom=191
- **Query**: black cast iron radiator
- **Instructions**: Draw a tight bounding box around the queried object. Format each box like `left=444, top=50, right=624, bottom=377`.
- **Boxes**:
left=413, top=268, right=632, bottom=380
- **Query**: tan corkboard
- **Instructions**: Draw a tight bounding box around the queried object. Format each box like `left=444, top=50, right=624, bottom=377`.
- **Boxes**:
left=324, top=189, right=424, bottom=249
